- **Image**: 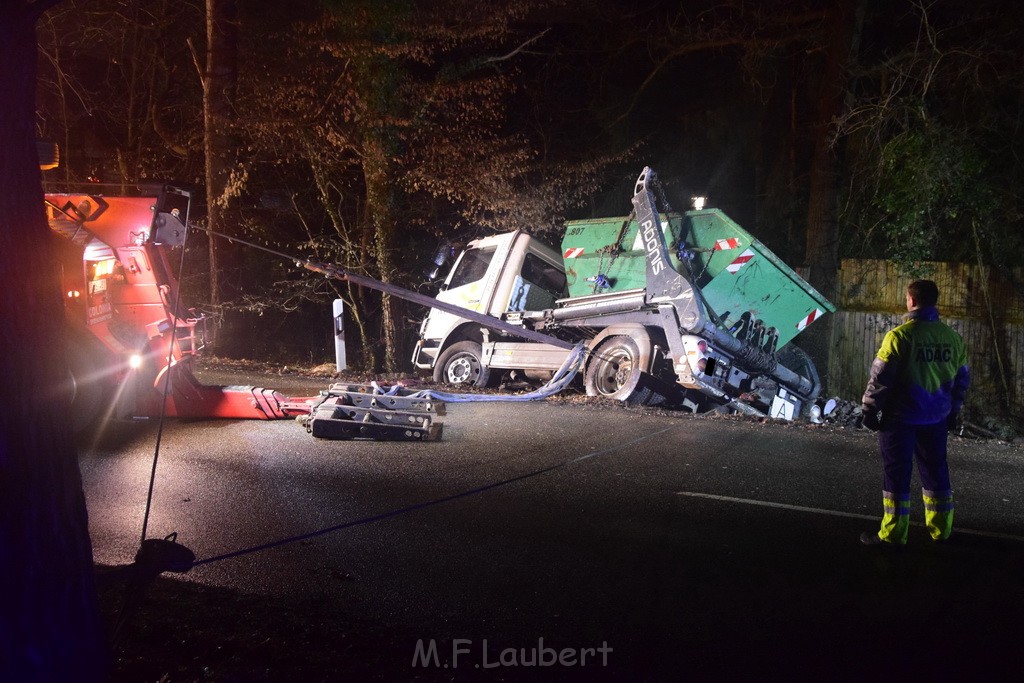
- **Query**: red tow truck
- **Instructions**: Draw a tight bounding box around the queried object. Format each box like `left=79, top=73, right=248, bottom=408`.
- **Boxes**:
left=48, top=185, right=308, bottom=431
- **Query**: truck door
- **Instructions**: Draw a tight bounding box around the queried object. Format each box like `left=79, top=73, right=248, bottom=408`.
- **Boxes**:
left=419, top=237, right=507, bottom=346
left=446, top=244, right=498, bottom=307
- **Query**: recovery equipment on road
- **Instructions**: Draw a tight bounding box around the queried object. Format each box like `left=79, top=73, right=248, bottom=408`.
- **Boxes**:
left=305, top=383, right=444, bottom=441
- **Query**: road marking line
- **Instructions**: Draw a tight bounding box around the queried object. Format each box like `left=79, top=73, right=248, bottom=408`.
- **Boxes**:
left=676, top=491, right=1024, bottom=543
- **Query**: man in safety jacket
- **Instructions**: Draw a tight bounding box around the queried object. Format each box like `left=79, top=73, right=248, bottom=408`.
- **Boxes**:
left=860, top=279, right=970, bottom=546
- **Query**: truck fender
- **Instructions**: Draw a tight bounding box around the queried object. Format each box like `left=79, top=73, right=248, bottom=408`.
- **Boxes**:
left=587, top=324, right=654, bottom=373
left=415, top=322, right=486, bottom=372
left=441, top=322, right=486, bottom=350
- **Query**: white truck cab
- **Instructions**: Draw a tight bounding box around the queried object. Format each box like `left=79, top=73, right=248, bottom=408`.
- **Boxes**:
left=412, top=231, right=567, bottom=385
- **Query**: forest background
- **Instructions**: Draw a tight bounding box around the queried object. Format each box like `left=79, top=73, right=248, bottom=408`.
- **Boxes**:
left=36, top=0, right=1024, bottom=374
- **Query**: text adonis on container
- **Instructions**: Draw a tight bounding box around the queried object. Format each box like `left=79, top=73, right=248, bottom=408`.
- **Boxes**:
left=411, top=638, right=613, bottom=670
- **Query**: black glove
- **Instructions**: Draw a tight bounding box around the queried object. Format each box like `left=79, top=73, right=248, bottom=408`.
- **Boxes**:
left=947, top=412, right=960, bottom=433
left=862, top=410, right=880, bottom=432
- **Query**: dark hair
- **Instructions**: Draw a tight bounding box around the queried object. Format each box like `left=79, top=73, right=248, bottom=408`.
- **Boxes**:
left=908, top=279, right=939, bottom=308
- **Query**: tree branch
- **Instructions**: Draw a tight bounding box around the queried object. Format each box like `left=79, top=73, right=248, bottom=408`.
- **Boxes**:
left=482, top=28, right=550, bottom=64
left=611, top=37, right=748, bottom=126
left=186, top=36, right=205, bottom=84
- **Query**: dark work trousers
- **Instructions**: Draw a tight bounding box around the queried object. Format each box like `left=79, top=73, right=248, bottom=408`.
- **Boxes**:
left=876, top=420, right=954, bottom=543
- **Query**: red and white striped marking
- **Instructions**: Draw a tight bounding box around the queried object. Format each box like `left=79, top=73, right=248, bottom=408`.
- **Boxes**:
left=725, top=248, right=755, bottom=274
left=563, top=247, right=585, bottom=259
left=796, top=308, right=824, bottom=331
left=713, top=237, right=740, bottom=251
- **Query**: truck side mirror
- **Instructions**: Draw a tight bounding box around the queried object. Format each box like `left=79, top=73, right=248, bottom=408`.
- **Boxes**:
left=152, top=187, right=191, bottom=246
left=153, top=210, right=187, bottom=246
left=425, top=241, right=453, bottom=281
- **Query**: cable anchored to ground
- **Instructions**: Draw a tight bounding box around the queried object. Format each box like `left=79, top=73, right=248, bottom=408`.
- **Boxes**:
left=191, top=424, right=679, bottom=567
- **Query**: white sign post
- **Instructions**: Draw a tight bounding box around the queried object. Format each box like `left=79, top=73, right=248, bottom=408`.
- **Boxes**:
left=333, top=299, right=347, bottom=372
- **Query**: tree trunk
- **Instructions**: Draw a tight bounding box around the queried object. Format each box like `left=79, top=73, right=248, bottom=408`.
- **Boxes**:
left=804, top=0, right=863, bottom=296
left=363, top=135, right=401, bottom=374
left=801, top=0, right=863, bottom=381
left=0, top=2, right=105, bottom=680
left=203, top=0, right=238, bottom=314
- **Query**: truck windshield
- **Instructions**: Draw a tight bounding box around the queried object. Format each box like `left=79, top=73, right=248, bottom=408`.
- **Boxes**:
left=448, top=246, right=496, bottom=289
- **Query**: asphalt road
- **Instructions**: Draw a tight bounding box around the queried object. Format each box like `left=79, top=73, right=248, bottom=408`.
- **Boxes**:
left=79, top=386, right=1024, bottom=681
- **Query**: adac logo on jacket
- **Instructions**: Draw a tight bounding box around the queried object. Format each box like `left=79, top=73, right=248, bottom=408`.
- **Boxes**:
left=915, top=343, right=954, bottom=363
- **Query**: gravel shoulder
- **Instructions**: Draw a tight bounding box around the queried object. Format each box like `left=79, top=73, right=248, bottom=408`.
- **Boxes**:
left=193, top=357, right=1022, bottom=460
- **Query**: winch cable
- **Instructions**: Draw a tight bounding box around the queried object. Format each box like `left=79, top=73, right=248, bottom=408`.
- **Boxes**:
left=138, top=274, right=182, bottom=546
left=191, top=422, right=679, bottom=569
left=139, top=199, right=194, bottom=547
left=112, top=200, right=198, bottom=649
left=183, top=227, right=670, bottom=407
left=182, top=226, right=627, bottom=410
left=192, top=226, right=688, bottom=410
left=188, top=226, right=687, bottom=398
left=189, top=225, right=577, bottom=352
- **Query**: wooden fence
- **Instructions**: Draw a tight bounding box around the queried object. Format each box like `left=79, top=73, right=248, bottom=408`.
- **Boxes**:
left=824, top=260, right=1023, bottom=418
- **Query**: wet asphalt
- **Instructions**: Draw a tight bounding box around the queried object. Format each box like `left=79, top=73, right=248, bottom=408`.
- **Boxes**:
left=79, top=397, right=1024, bottom=681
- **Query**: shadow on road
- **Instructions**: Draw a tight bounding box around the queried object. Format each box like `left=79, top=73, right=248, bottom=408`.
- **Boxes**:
left=97, top=522, right=1024, bottom=682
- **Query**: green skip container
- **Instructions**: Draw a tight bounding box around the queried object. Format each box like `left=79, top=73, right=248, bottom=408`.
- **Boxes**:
left=560, top=210, right=835, bottom=348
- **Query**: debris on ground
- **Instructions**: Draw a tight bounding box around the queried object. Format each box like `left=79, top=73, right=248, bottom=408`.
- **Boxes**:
left=197, top=358, right=1019, bottom=441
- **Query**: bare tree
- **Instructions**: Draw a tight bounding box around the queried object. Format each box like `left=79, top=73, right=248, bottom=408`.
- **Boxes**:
left=803, top=0, right=863, bottom=302
left=835, top=0, right=1022, bottom=267
left=199, top=0, right=238, bottom=312
left=233, top=0, right=611, bottom=371
left=36, top=0, right=203, bottom=187
left=796, top=0, right=865, bottom=374
left=0, top=0, right=105, bottom=680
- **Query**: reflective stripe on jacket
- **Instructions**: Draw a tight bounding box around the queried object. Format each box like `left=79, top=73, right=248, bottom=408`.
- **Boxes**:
left=862, top=306, right=970, bottom=425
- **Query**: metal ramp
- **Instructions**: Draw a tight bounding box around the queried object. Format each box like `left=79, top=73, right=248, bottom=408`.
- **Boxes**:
left=306, top=384, right=444, bottom=441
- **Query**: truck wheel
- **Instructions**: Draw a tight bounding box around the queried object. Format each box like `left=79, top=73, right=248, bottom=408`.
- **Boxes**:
left=776, top=343, right=821, bottom=417
left=585, top=336, right=657, bottom=405
left=434, top=341, right=493, bottom=388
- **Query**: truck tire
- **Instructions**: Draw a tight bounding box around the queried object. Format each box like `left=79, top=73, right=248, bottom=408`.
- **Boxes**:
left=433, top=341, right=493, bottom=388
left=585, top=335, right=657, bottom=405
left=776, top=343, right=821, bottom=417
